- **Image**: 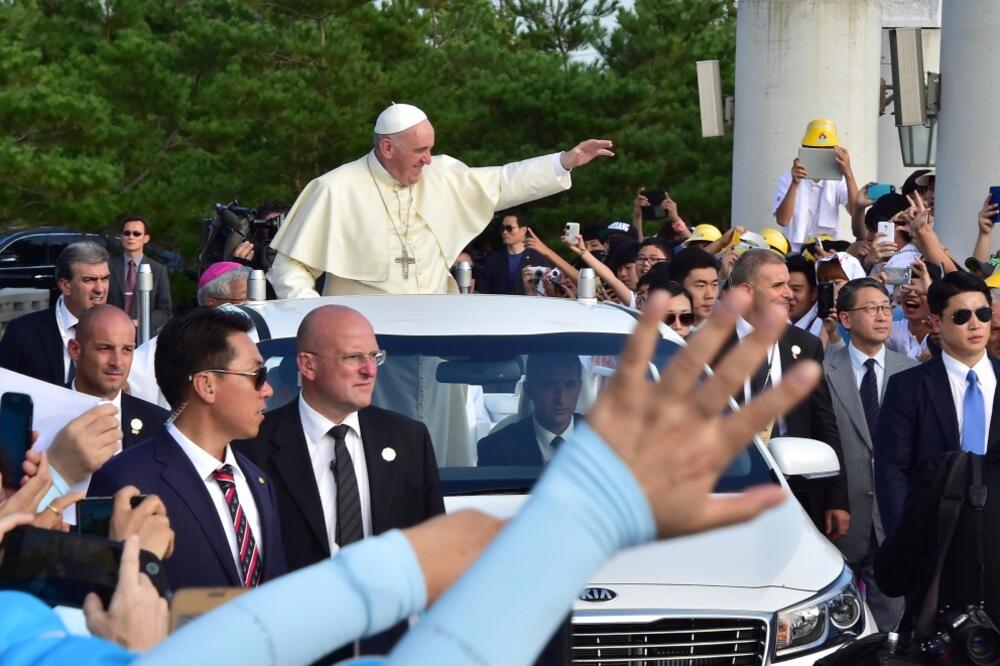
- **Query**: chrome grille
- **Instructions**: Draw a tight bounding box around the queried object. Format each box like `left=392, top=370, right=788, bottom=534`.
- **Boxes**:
left=572, top=617, right=767, bottom=665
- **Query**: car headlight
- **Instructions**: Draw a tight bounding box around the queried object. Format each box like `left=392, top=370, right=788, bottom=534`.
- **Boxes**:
left=773, top=565, right=866, bottom=660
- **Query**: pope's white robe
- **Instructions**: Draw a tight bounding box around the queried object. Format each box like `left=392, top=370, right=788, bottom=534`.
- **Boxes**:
left=268, top=150, right=572, bottom=297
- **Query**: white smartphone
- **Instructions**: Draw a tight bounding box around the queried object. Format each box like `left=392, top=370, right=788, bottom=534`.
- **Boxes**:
left=564, top=222, right=580, bottom=244
left=877, top=221, right=894, bottom=242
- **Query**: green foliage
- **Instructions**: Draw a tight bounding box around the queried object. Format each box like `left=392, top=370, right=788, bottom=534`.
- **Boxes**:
left=0, top=0, right=736, bottom=275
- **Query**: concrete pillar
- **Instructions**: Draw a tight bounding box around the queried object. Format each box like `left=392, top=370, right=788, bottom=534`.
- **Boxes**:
left=934, top=2, right=1000, bottom=259
left=732, top=0, right=882, bottom=240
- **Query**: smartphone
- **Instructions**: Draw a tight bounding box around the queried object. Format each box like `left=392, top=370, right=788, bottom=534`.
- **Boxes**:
left=884, top=266, right=912, bottom=286
left=0, top=393, right=32, bottom=487
left=640, top=189, right=667, bottom=221
left=0, top=525, right=170, bottom=608
left=170, top=587, right=245, bottom=632
left=990, top=186, right=1000, bottom=224
left=563, top=222, right=580, bottom=244
left=868, top=183, right=896, bottom=199
left=75, top=496, right=148, bottom=538
left=817, top=282, right=836, bottom=318
left=876, top=221, right=895, bottom=243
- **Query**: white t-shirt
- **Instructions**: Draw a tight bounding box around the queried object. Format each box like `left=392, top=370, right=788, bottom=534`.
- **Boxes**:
left=772, top=172, right=848, bottom=247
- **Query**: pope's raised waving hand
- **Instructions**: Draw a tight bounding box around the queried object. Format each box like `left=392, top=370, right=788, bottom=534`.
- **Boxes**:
left=560, top=139, right=615, bottom=170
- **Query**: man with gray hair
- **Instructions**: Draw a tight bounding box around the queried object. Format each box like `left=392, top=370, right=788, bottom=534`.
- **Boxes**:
left=727, top=249, right=850, bottom=542
left=0, top=241, right=110, bottom=386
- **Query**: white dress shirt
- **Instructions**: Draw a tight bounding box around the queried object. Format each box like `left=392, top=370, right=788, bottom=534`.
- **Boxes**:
left=847, top=343, right=886, bottom=396
left=298, top=397, right=372, bottom=554
left=736, top=317, right=786, bottom=433
left=168, top=423, right=264, bottom=573
left=941, top=351, right=997, bottom=453
left=772, top=172, right=848, bottom=247
left=886, top=319, right=928, bottom=361
left=54, top=295, right=78, bottom=383
left=533, top=416, right=575, bottom=463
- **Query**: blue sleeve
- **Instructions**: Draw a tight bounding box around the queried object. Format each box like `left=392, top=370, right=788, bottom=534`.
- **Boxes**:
left=35, top=464, right=70, bottom=514
left=137, top=529, right=425, bottom=665
left=0, top=591, right=135, bottom=666
left=387, top=422, right=655, bottom=665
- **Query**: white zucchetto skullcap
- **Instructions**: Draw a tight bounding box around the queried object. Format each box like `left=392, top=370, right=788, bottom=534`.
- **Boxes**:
left=374, top=103, right=428, bottom=134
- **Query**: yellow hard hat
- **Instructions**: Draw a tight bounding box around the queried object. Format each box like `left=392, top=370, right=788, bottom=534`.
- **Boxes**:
left=684, top=224, right=722, bottom=245
left=801, top=234, right=835, bottom=262
left=801, top=118, right=840, bottom=148
left=986, top=271, right=1000, bottom=289
left=761, top=227, right=790, bottom=256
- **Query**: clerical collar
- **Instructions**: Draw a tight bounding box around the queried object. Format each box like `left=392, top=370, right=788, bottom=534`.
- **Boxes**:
left=367, top=151, right=405, bottom=189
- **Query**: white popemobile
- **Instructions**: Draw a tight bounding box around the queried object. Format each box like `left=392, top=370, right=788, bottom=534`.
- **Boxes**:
left=240, top=293, right=873, bottom=665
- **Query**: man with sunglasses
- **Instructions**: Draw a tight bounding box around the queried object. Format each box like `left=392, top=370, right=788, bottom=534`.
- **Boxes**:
left=477, top=209, right=550, bottom=295
left=876, top=271, right=1000, bottom=537
left=107, top=216, right=172, bottom=336
left=823, top=278, right=917, bottom=630
left=89, top=307, right=287, bottom=590
left=238, top=304, right=443, bottom=660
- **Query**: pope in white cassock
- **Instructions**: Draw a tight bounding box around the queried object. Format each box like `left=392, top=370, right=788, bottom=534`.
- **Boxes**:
left=268, top=102, right=614, bottom=297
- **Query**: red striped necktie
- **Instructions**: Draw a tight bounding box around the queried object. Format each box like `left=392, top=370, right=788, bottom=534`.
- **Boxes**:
left=212, top=464, right=262, bottom=588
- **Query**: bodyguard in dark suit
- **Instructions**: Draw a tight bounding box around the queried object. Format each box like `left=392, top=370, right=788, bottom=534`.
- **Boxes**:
left=478, top=354, right=584, bottom=466
left=0, top=242, right=110, bottom=386
left=89, top=307, right=287, bottom=590
left=876, top=271, right=999, bottom=538
left=477, top=209, right=550, bottom=295
left=67, top=305, right=168, bottom=450
left=728, top=249, right=850, bottom=539
left=107, top=216, right=172, bottom=335
left=237, top=305, right=443, bottom=660
left=824, top=278, right=917, bottom=630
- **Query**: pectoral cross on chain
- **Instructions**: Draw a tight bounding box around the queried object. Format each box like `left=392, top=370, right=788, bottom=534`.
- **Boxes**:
left=395, top=247, right=416, bottom=279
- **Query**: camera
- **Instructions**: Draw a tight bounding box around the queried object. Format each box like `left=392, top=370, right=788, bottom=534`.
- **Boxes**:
left=921, top=605, right=1000, bottom=665
left=546, top=268, right=562, bottom=282
left=528, top=266, right=547, bottom=280
left=198, top=200, right=285, bottom=273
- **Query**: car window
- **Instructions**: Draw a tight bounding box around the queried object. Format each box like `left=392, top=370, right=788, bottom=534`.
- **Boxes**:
left=257, top=333, right=775, bottom=496
left=2, top=237, right=48, bottom=265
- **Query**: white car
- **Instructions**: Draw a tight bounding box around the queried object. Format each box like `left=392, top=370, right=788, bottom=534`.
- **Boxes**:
left=246, top=293, right=873, bottom=664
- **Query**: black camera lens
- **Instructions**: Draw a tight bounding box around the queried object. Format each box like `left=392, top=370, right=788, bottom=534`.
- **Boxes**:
left=967, top=629, right=1000, bottom=664
left=948, top=606, right=1000, bottom=666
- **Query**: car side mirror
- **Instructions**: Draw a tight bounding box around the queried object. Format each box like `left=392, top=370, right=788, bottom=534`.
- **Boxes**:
left=767, top=437, right=840, bottom=479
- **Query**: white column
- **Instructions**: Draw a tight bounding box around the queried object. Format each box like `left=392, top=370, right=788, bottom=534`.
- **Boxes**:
left=934, top=1, right=1000, bottom=260
left=732, top=0, right=882, bottom=240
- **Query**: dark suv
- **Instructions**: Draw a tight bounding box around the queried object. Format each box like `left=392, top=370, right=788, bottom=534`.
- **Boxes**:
left=0, top=227, right=108, bottom=292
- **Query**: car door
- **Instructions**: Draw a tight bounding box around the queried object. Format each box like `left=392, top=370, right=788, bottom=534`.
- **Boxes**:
left=0, top=234, right=52, bottom=290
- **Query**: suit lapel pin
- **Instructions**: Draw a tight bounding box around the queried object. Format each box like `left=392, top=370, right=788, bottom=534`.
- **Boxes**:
left=258, top=476, right=265, bottom=485
left=791, top=345, right=801, bottom=360
left=382, top=447, right=397, bottom=462
left=130, top=418, right=143, bottom=435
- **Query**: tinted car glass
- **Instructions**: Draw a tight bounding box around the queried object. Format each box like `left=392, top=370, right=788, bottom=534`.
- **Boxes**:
left=2, top=237, right=48, bottom=265
left=258, top=333, right=775, bottom=496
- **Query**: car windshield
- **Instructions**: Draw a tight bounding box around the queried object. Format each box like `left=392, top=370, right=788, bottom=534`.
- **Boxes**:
left=258, top=333, right=775, bottom=496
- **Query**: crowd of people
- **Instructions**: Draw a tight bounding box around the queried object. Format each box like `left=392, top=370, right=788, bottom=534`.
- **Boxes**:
left=0, top=104, right=998, bottom=664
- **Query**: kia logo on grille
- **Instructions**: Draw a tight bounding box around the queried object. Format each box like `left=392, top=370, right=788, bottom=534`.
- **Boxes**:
left=579, top=587, right=617, bottom=602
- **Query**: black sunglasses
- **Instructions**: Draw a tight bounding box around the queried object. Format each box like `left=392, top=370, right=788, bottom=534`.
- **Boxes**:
left=950, top=307, right=992, bottom=326
left=665, top=312, right=695, bottom=327
left=501, top=225, right=519, bottom=233
left=121, top=231, right=145, bottom=237
left=193, top=367, right=268, bottom=390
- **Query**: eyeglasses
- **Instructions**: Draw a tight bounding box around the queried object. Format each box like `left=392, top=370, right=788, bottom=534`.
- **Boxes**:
left=950, top=307, right=992, bottom=325
left=501, top=225, right=519, bottom=233
left=302, top=350, right=387, bottom=368
left=191, top=367, right=268, bottom=390
left=664, top=312, right=695, bottom=327
left=845, top=304, right=893, bottom=316
left=636, top=255, right=665, bottom=265
left=121, top=231, right=145, bottom=238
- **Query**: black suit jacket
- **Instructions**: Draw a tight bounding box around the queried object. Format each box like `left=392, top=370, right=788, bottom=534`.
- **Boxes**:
left=0, top=308, right=66, bottom=386
left=875, top=451, right=1000, bottom=631
left=235, top=398, right=445, bottom=572
left=120, top=393, right=169, bottom=449
left=477, top=248, right=550, bottom=295
left=88, top=429, right=287, bottom=590
left=107, top=255, right=172, bottom=335
left=477, top=415, right=583, bottom=466
left=726, top=325, right=848, bottom=529
left=875, top=355, right=1000, bottom=537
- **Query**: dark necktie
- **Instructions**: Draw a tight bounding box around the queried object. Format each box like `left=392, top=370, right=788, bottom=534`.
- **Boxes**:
left=330, top=424, right=363, bottom=547
left=123, top=260, right=137, bottom=315
left=859, top=358, right=879, bottom=437
left=550, top=435, right=564, bottom=451
left=211, top=464, right=262, bottom=588
left=65, top=325, right=76, bottom=386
